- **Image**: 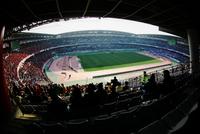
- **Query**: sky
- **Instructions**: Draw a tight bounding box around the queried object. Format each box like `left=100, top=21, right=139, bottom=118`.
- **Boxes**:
left=23, top=17, right=175, bottom=36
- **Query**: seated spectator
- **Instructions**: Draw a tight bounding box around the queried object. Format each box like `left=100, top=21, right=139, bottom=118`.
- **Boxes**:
left=116, top=82, right=123, bottom=92
left=160, top=70, right=175, bottom=96
left=47, top=92, right=68, bottom=120
left=111, top=76, right=119, bottom=87
left=95, top=83, right=108, bottom=104
left=69, top=85, right=83, bottom=112
left=142, top=73, right=159, bottom=100
left=122, top=81, right=130, bottom=91
left=108, top=86, right=118, bottom=102
left=105, top=82, right=112, bottom=93
left=83, top=83, right=97, bottom=107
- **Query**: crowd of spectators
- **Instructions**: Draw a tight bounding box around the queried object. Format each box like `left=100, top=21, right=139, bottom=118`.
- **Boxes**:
left=9, top=63, right=189, bottom=121
left=3, top=52, right=28, bottom=84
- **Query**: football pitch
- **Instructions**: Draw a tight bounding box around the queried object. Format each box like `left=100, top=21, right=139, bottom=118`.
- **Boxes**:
left=76, top=51, right=160, bottom=71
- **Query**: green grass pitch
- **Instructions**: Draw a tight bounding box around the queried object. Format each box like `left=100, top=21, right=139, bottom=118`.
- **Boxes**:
left=77, top=51, right=160, bottom=71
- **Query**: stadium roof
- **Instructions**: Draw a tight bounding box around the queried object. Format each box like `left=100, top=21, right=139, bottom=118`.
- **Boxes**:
left=1, top=0, right=200, bottom=37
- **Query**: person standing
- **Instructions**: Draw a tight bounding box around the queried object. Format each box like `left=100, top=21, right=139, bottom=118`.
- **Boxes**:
left=68, top=74, right=71, bottom=79
left=141, top=71, right=149, bottom=85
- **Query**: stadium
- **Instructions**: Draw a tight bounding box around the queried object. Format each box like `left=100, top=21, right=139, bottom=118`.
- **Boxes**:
left=6, top=30, right=189, bottom=86
left=1, top=1, right=200, bottom=134
left=3, top=29, right=191, bottom=132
